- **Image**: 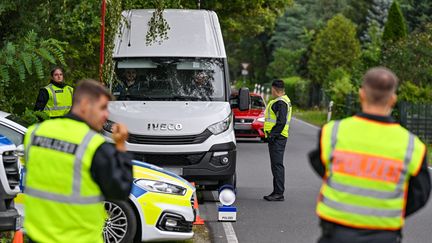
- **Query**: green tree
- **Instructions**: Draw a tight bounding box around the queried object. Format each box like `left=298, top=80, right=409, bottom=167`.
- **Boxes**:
left=381, top=24, right=432, bottom=86
left=361, top=22, right=383, bottom=70
left=266, top=48, right=305, bottom=78
left=309, top=14, right=361, bottom=84
left=383, top=1, right=408, bottom=42
left=404, top=0, right=432, bottom=31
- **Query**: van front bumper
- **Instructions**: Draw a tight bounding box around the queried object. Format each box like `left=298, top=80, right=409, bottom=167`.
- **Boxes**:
left=0, top=208, right=19, bottom=231
left=130, top=142, right=236, bottom=184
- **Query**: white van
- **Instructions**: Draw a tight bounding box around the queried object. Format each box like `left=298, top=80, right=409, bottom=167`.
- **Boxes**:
left=104, top=9, right=249, bottom=189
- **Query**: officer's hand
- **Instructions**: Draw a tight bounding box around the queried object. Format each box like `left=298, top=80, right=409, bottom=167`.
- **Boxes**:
left=268, top=135, right=275, bottom=143
left=112, top=123, right=128, bottom=152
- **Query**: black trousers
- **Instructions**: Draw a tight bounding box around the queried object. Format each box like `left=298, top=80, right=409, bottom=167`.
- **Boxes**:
left=318, top=220, right=402, bottom=243
left=268, top=136, right=287, bottom=195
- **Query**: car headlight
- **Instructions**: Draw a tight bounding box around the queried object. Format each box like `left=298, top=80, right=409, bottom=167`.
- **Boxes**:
left=257, top=117, right=265, bottom=123
left=207, top=114, right=232, bottom=135
left=103, top=120, right=115, bottom=133
left=135, top=179, right=186, bottom=196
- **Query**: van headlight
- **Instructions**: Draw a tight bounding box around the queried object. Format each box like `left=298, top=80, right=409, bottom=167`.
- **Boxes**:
left=103, top=120, right=116, bottom=133
left=257, top=117, right=265, bottom=123
left=207, top=114, right=232, bottom=135
left=135, top=179, right=186, bottom=196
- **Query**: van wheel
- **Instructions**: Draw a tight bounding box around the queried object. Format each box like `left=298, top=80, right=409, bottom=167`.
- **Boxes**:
left=103, top=200, right=137, bottom=243
left=219, top=173, right=237, bottom=190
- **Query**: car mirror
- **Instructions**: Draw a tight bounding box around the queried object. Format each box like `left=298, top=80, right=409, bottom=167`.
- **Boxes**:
left=16, top=144, right=25, bottom=157
left=238, top=87, right=250, bottom=111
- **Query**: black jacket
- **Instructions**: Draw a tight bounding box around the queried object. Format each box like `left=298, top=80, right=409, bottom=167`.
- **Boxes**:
left=65, top=113, right=133, bottom=200
left=309, top=113, right=431, bottom=219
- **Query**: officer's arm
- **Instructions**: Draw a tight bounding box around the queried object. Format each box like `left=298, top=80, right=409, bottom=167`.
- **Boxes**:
left=90, top=143, right=133, bottom=201
left=34, top=88, right=49, bottom=111
left=405, top=152, right=431, bottom=217
left=308, top=129, right=326, bottom=178
left=269, top=101, right=287, bottom=137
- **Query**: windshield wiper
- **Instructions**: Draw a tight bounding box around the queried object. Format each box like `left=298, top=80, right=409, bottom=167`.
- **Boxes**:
left=170, top=95, right=203, bottom=101
left=120, top=94, right=154, bottom=101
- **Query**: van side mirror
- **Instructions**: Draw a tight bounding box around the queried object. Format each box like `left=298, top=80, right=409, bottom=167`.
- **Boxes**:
left=238, top=87, right=250, bottom=111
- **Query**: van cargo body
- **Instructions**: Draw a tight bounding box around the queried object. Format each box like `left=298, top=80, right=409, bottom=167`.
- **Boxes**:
left=105, top=9, right=236, bottom=188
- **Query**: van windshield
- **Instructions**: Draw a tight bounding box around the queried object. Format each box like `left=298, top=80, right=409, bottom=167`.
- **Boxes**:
left=112, top=58, right=226, bottom=101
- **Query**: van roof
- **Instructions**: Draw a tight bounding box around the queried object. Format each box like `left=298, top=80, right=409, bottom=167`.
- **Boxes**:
left=114, top=9, right=226, bottom=59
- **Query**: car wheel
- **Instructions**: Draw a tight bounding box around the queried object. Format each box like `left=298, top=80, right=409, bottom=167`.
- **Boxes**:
left=103, top=200, right=137, bottom=243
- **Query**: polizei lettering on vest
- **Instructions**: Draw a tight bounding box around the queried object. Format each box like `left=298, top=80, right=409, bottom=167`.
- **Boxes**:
left=332, top=150, right=403, bottom=183
left=32, top=136, right=78, bottom=154
left=147, top=123, right=182, bottom=131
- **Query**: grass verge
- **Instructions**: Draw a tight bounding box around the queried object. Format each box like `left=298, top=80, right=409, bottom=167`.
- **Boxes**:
left=293, top=108, right=327, bottom=127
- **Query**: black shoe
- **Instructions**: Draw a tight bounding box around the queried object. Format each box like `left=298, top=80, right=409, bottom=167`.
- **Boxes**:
left=263, top=194, right=284, bottom=201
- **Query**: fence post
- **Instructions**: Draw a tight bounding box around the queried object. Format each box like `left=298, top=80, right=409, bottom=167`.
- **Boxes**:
left=327, top=101, right=334, bottom=122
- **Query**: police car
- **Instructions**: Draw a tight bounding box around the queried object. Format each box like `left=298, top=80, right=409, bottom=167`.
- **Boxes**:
left=0, top=111, right=195, bottom=242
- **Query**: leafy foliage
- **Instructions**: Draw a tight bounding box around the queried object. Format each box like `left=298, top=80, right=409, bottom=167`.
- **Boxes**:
left=309, top=14, right=361, bottom=84
left=0, top=31, right=66, bottom=112
left=266, top=48, right=305, bottom=79
left=404, top=0, right=432, bottom=32
left=381, top=24, right=432, bottom=86
left=398, top=81, right=432, bottom=103
left=383, top=1, right=408, bottom=42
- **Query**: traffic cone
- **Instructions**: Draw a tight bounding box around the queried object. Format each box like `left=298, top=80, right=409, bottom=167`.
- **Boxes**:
left=191, top=183, right=205, bottom=225
left=12, top=229, right=24, bottom=243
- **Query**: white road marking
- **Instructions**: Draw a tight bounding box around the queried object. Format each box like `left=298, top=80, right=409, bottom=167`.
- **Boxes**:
left=292, top=117, right=320, bottom=129
left=222, top=222, right=239, bottom=243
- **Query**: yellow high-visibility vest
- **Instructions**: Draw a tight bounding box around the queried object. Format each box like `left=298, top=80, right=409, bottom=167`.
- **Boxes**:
left=24, top=118, right=106, bottom=243
left=317, top=116, right=426, bottom=230
left=44, top=83, right=73, bottom=118
left=264, top=95, right=292, bottom=138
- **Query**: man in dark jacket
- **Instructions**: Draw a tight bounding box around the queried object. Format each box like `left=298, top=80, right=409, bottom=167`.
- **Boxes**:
left=25, top=79, right=133, bottom=243
left=309, top=67, right=430, bottom=243
left=263, top=80, right=292, bottom=201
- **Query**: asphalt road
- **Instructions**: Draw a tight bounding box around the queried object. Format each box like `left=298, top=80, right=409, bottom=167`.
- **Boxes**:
left=201, top=117, right=432, bottom=243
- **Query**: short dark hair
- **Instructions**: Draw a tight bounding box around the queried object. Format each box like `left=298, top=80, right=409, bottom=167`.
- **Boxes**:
left=50, top=66, right=64, bottom=77
left=272, top=79, right=285, bottom=92
left=362, top=67, right=398, bottom=106
left=73, top=79, right=113, bottom=105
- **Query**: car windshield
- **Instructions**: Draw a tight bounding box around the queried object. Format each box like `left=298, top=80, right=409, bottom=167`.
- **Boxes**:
left=6, top=115, right=29, bottom=128
left=112, top=58, right=226, bottom=101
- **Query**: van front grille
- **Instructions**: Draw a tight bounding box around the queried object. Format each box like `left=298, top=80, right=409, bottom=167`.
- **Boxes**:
left=2, top=151, right=20, bottom=190
left=132, top=152, right=206, bottom=166
left=128, top=130, right=212, bottom=145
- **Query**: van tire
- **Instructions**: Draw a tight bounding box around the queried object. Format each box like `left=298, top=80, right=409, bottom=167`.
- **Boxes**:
left=219, top=173, right=237, bottom=190
left=103, top=200, right=137, bottom=243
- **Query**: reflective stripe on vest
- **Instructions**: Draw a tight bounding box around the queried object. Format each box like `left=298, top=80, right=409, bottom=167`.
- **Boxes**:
left=44, top=84, right=73, bottom=117
left=317, top=117, right=424, bottom=230
left=25, top=127, right=103, bottom=204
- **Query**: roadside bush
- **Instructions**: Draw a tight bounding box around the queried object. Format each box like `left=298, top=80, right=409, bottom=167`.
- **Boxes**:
left=325, top=68, right=355, bottom=117
left=398, top=81, right=432, bottom=104
left=20, top=109, right=49, bottom=125
left=293, top=78, right=311, bottom=108
left=282, top=76, right=301, bottom=100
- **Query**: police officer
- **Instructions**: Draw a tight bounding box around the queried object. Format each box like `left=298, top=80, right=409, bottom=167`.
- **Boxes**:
left=34, top=67, right=74, bottom=118
left=309, top=67, right=430, bottom=243
left=24, top=79, right=133, bottom=243
left=263, top=79, right=292, bottom=201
